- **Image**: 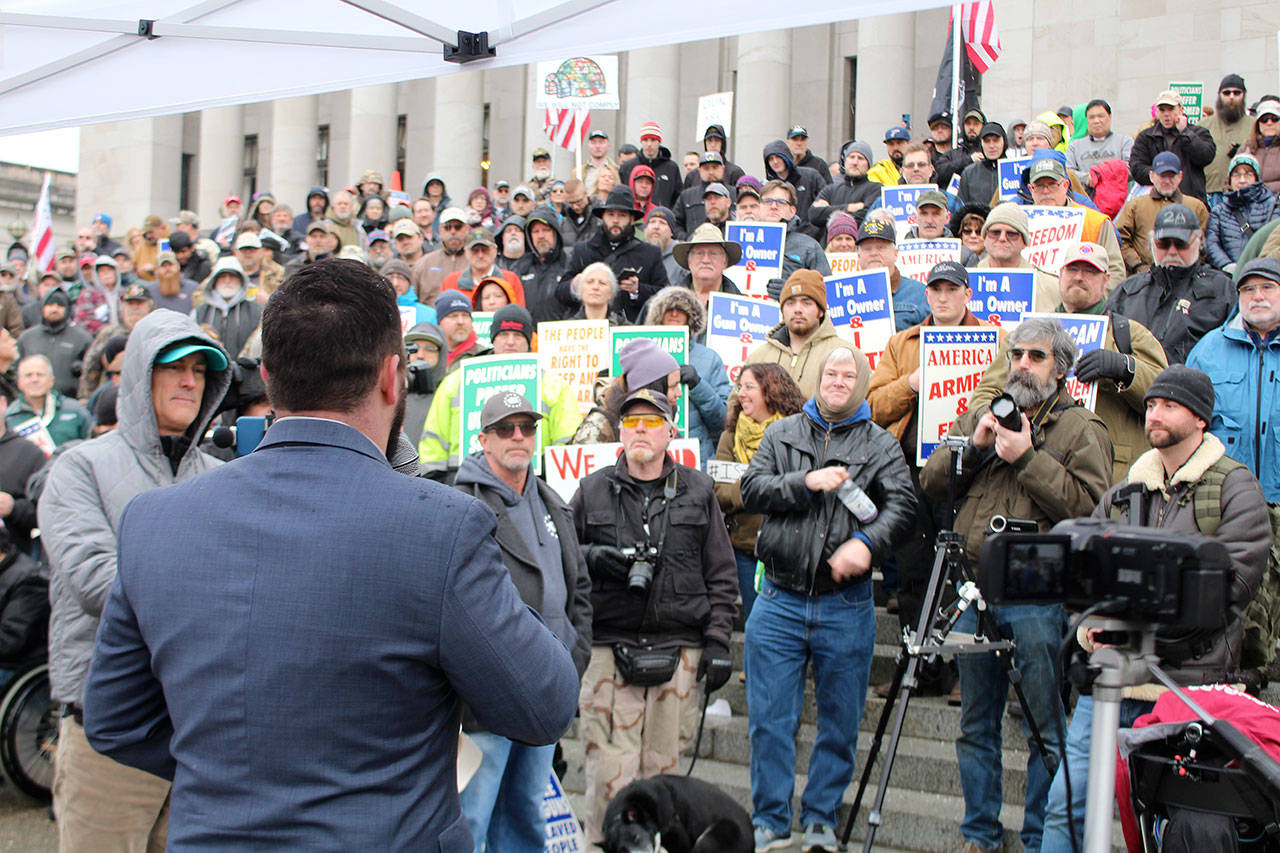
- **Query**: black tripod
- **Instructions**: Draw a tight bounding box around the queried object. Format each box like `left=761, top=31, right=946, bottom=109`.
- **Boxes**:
left=840, top=437, right=1058, bottom=851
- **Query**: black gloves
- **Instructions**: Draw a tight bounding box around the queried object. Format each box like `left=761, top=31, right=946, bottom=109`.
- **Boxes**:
left=583, top=544, right=631, bottom=579
left=766, top=278, right=784, bottom=301
left=406, top=361, right=439, bottom=395
left=679, top=363, right=701, bottom=389
left=698, top=641, right=733, bottom=693
left=1073, top=349, right=1135, bottom=386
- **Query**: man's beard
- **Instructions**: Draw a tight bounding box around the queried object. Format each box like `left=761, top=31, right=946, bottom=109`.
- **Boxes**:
left=786, top=314, right=818, bottom=338
left=1145, top=420, right=1195, bottom=449
left=533, top=166, right=551, bottom=179
left=1216, top=96, right=1245, bottom=124
left=1004, top=368, right=1058, bottom=408
left=156, top=268, right=181, bottom=297
left=890, top=151, right=904, bottom=167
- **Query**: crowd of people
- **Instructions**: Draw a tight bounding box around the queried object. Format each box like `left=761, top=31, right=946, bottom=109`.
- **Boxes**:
left=0, top=70, right=1276, bottom=853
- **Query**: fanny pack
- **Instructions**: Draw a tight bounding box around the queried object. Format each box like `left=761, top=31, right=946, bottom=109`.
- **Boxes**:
left=612, top=643, right=681, bottom=687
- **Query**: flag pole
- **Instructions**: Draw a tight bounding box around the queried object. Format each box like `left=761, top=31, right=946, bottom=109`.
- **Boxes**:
left=575, top=110, right=584, bottom=178
left=951, top=3, right=962, bottom=145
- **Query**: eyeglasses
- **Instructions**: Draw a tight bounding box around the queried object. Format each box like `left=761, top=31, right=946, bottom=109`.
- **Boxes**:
left=986, top=227, right=1022, bottom=241
left=441, top=222, right=467, bottom=231
left=1260, top=115, right=1280, bottom=125
left=760, top=198, right=793, bottom=208
left=1007, top=347, right=1050, bottom=363
left=485, top=419, right=536, bottom=438
left=1154, top=237, right=1191, bottom=251
left=960, top=226, right=982, bottom=236
left=620, top=413, right=667, bottom=429
left=1239, top=280, right=1280, bottom=296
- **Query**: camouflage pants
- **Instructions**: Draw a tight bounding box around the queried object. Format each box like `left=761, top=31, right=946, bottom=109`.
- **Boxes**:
left=578, top=644, right=703, bottom=843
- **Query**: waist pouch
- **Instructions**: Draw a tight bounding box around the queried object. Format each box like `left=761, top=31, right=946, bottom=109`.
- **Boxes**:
left=612, top=643, right=681, bottom=687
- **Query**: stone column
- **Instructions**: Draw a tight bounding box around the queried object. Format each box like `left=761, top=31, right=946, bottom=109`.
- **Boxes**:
left=78, top=115, right=184, bottom=235
left=195, top=105, right=244, bottom=227
left=855, top=13, right=915, bottom=145
left=403, top=78, right=435, bottom=197
left=734, top=31, right=791, bottom=174
left=622, top=45, right=680, bottom=145
left=267, top=95, right=319, bottom=216
left=342, top=84, right=398, bottom=192
left=431, top=70, right=484, bottom=202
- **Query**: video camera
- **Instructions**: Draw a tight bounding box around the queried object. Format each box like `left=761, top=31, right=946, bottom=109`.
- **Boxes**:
left=977, top=518, right=1232, bottom=629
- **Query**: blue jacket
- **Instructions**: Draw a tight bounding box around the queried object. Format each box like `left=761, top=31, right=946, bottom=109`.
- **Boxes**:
left=1187, top=314, right=1280, bottom=500
left=396, top=290, right=437, bottom=327
left=893, top=275, right=930, bottom=331
left=1205, top=182, right=1279, bottom=270
left=686, top=342, right=731, bottom=467
left=83, top=417, right=579, bottom=850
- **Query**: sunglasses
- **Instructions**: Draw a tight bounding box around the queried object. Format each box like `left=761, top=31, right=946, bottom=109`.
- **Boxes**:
left=441, top=222, right=467, bottom=231
left=620, top=413, right=667, bottom=429
left=1154, top=237, right=1190, bottom=250
left=960, top=226, right=982, bottom=236
left=1007, top=347, right=1050, bottom=363
left=986, top=227, right=1022, bottom=241
left=484, top=419, right=536, bottom=438
left=1260, top=115, right=1280, bottom=125
left=1221, top=89, right=1244, bottom=97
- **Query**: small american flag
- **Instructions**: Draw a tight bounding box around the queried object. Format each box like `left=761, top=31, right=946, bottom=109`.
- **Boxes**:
left=31, top=173, right=54, bottom=273
left=955, top=1, right=1001, bottom=74
left=544, top=108, right=589, bottom=152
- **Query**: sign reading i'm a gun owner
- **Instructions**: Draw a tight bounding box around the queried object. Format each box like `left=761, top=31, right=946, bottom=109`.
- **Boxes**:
left=916, top=327, right=1000, bottom=465
left=823, top=268, right=895, bottom=370
left=724, top=221, right=785, bottom=297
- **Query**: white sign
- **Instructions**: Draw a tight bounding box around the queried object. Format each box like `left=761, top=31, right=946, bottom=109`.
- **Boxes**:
left=544, top=771, right=586, bottom=852
left=824, top=268, right=896, bottom=370
left=896, top=238, right=962, bottom=283
left=1022, top=312, right=1109, bottom=411
left=1022, top=206, right=1086, bottom=274
left=916, top=327, right=1001, bottom=465
left=695, top=92, right=734, bottom=142
left=544, top=440, right=702, bottom=503
left=537, top=320, right=610, bottom=419
left=826, top=252, right=859, bottom=274
left=707, top=459, right=748, bottom=483
left=535, top=56, right=620, bottom=110
left=724, top=221, right=786, bottom=297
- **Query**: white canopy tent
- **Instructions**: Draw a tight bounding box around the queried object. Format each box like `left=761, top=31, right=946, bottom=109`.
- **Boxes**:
left=0, top=0, right=947, bottom=136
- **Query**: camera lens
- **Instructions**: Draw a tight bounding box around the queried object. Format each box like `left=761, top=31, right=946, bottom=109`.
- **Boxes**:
left=627, top=559, right=653, bottom=596
left=990, top=393, right=1022, bottom=431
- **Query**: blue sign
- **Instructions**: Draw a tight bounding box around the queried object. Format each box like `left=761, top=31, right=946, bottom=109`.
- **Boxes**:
left=706, top=292, right=781, bottom=382
left=1021, top=312, right=1109, bottom=410
left=879, top=184, right=935, bottom=236
left=967, top=268, right=1036, bottom=326
left=824, top=269, right=895, bottom=369
left=724, top=221, right=786, bottom=296
left=997, top=156, right=1032, bottom=200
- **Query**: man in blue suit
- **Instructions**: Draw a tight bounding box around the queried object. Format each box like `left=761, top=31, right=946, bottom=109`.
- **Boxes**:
left=83, top=258, right=580, bottom=851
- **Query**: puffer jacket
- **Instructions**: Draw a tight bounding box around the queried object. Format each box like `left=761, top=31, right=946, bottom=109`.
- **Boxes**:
left=1093, top=435, right=1270, bottom=687
left=570, top=454, right=738, bottom=650
left=40, top=309, right=232, bottom=704
left=1088, top=159, right=1132, bottom=219
left=1205, top=181, right=1279, bottom=270
left=740, top=400, right=915, bottom=595
left=1187, top=311, right=1280, bottom=501
left=919, top=388, right=1114, bottom=566
left=1105, top=261, right=1236, bottom=365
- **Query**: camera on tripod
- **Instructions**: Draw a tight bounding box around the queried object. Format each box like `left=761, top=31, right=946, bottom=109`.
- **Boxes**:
left=977, top=518, right=1232, bottom=628
left=620, top=543, right=661, bottom=596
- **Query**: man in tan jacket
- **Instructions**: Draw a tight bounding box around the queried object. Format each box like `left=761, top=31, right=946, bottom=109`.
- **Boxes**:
left=743, top=270, right=846, bottom=398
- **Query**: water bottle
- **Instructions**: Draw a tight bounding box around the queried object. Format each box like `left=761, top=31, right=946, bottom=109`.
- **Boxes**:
left=836, top=479, right=878, bottom=524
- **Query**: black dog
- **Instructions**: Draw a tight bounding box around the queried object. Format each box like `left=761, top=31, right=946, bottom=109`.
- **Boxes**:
left=598, top=774, right=753, bottom=853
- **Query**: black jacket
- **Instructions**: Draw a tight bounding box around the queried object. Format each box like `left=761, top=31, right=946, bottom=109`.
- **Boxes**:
left=932, top=144, right=975, bottom=191
left=795, top=150, right=832, bottom=184
left=16, top=319, right=92, bottom=398
left=0, top=550, right=48, bottom=667
left=809, top=175, right=882, bottom=231
left=559, top=206, right=599, bottom=250
left=514, top=207, right=575, bottom=324
left=571, top=455, right=738, bottom=649
left=1129, top=122, right=1217, bottom=204
left=557, top=228, right=670, bottom=323
left=1105, top=262, right=1235, bottom=365
left=0, top=431, right=47, bottom=554
left=619, top=146, right=684, bottom=209
left=763, top=140, right=827, bottom=231
left=741, top=403, right=916, bottom=595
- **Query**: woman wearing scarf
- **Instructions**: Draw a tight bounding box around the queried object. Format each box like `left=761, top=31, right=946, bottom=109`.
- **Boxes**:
left=465, top=187, right=498, bottom=230
left=712, top=363, right=805, bottom=617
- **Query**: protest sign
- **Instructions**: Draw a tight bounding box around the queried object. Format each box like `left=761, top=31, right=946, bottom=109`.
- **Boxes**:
left=826, top=252, right=859, bottom=274
left=967, top=268, right=1036, bottom=327
left=1168, top=82, right=1204, bottom=123
left=9, top=417, right=53, bottom=457
left=997, top=155, right=1032, bottom=200
left=879, top=184, right=936, bottom=240
left=916, top=328, right=1000, bottom=465
left=472, top=311, right=495, bottom=343
left=1022, top=206, right=1086, bottom=273
left=544, top=440, right=701, bottom=502
left=610, top=326, right=688, bottom=432
left=459, top=354, right=542, bottom=472
left=724, top=221, right=785, bottom=297
left=1021, top=312, right=1109, bottom=411
left=535, top=55, right=620, bottom=110
left=538, top=320, right=610, bottom=419
left=947, top=173, right=961, bottom=196
left=706, top=292, right=780, bottom=383
left=896, top=238, right=962, bottom=283
left=695, top=92, right=734, bottom=141
left=544, top=770, right=586, bottom=852
left=824, top=268, right=895, bottom=369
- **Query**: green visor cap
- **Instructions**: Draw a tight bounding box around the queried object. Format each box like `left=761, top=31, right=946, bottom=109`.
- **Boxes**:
left=155, top=341, right=229, bottom=372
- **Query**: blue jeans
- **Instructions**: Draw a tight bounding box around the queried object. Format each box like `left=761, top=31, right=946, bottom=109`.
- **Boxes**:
left=745, top=576, right=875, bottom=834
left=457, top=731, right=554, bottom=852
left=734, top=548, right=758, bottom=620
left=1040, top=695, right=1153, bottom=853
left=955, top=604, right=1066, bottom=852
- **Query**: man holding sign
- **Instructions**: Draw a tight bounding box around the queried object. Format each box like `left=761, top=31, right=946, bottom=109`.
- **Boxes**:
left=855, top=219, right=929, bottom=331
left=1025, top=158, right=1126, bottom=288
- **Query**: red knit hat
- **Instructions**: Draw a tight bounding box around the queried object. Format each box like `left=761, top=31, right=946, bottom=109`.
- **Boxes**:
left=639, top=121, right=662, bottom=141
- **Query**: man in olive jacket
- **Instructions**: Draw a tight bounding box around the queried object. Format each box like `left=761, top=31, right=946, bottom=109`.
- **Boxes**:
left=920, top=316, right=1113, bottom=853
left=739, top=346, right=915, bottom=851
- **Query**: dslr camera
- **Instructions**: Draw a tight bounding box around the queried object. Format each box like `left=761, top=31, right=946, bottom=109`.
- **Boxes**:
left=620, top=543, right=662, bottom=597
left=978, top=518, right=1232, bottom=629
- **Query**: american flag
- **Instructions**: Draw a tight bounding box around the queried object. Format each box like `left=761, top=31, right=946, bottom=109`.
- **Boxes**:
left=544, top=108, right=589, bottom=152
left=30, top=173, right=54, bottom=273
left=954, top=1, right=1001, bottom=73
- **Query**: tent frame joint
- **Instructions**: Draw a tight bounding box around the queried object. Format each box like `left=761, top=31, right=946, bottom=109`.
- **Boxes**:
left=443, top=30, right=495, bottom=64
left=137, top=19, right=159, bottom=39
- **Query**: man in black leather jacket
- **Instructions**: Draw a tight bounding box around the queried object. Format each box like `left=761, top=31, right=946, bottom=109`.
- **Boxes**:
left=739, top=346, right=915, bottom=851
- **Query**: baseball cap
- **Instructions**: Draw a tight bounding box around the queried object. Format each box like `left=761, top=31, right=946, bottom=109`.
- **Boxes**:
left=884, top=126, right=910, bottom=141
left=1155, top=90, right=1182, bottom=107
left=156, top=340, right=229, bottom=372
left=223, top=194, right=242, bottom=206
left=55, top=247, right=77, bottom=261
left=963, top=108, right=986, bottom=122
left=588, top=129, right=608, bottom=140
left=465, top=229, right=497, bottom=250
left=511, top=185, right=534, bottom=200
left=121, top=284, right=152, bottom=302
left=856, top=219, right=896, bottom=244
left=92, top=213, right=113, bottom=228
left=367, top=229, right=389, bottom=244
left=480, top=391, right=543, bottom=431
left=438, top=207, right=469, bottom=226
left=735, top=176, right=762, bottom=199
left=699, top=151, right=724, bottom=165
left=494, top=180, right=511, bottom=189
left=786, top=125, right=808, bottom=139
left=1236, top=258, right=1280, bottom=290
left=307, top=219, right=334, bottom=235
left=702, top=182, right=731, bottom=199
left=1060, top=242, right=1109, bottom=273
left=916, top=189, right=949, bottom=211
left=1152, top=151, right=1182, bottom=175
left=389, top=219, right=421, bottom=238
left=619, top=387, right=673, bottom=421
left=531, top=148, right=551, bottom=160
left=233, top=232, right=262, bottom=250
left=927, top=260, right=970, bottom=288
left=1152, top=203, right=1199, bottom=242
left=1028, top=158, right=1067, bottom=183
left=169, top=210, right=199, bottom=227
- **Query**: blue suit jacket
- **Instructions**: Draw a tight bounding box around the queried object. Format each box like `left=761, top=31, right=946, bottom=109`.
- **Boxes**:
left=84, top=417, right=579, bottom=851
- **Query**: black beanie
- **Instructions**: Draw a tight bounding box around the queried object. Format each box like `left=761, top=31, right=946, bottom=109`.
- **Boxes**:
left=1143, top=365, right=1214, bottom=424
left=490, top=304, right=534, bottom=344
left=1219, top=73, right=1245, bottom=93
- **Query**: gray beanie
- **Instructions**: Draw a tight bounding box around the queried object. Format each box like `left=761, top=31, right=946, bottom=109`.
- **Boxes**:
left=1143, top=365, right=1214, bottom=424
left=843, top=140, right=875, bottom=170
left=618, top=338, right=678, bottom=389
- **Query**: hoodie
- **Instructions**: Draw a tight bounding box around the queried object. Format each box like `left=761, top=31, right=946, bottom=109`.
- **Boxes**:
left=763, top=140, right=827, bottom=232
left=194, top=257, right=263, bottom=358
left=957, top=122, right=1007, bottom=207
left=681, top=124, right=748, bottom=191
left=618, top=145, right=683, bottom=209
left=41, top=308, right=232, bottom=705
left=810, top=140, right=885, bottom=232
left=514, top=206, right=573, bottom=324
left=293, top=185, right=330, bottom=235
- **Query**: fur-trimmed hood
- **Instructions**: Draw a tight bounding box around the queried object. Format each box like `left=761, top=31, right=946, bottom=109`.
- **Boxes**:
left=643, top=285, right=705, bottom=337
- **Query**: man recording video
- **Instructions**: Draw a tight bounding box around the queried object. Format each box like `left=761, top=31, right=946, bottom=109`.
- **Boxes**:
left=1039, top=365, right=1271, bottom=852
left=920, top=316, right=1113, bottom=853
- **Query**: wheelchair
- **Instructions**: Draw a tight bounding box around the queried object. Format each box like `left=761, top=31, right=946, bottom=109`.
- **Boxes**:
left=0, top=662, right=58, bottom=801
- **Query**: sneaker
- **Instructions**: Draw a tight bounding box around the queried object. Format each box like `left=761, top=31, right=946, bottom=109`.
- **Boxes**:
left=956, top=840, right=1004, bottom=853
left=802, top=823, right=838, bottom=852
left=754, top=825, right=792, bottom=851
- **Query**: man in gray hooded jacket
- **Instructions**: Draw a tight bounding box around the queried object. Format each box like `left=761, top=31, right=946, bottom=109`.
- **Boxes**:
left=40, top=309, right=231, bottom=851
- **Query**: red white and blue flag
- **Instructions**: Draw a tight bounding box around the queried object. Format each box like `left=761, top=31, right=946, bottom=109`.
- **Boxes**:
left=31, top=172, right=54, bottom=273
left=955, top=1, right=1002, bottom=73
left=544, top=108, right=589, bottom=152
